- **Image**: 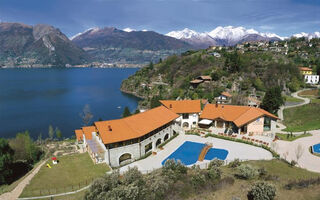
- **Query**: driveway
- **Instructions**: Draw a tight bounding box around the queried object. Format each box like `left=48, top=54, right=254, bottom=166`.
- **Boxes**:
left=275, top=130, right=320, bottom=173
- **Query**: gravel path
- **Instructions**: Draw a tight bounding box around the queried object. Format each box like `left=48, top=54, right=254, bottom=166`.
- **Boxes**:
left=0, top=160, right=47, bottom=200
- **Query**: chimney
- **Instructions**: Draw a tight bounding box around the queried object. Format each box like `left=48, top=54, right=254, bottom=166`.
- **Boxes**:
left=169, top=104, right=172, bottom=108
left=215, top=102, right=218, bottom=108
left=222, top=105, right=224, bottom=108
left=108, top=125, right=112, bottom=131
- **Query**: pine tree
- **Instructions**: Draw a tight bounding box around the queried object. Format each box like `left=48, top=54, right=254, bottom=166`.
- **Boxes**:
left=122, top=106, right=131, bottom=118
left=55, top=127, right=62, bottom=140
left=260, top=87, right=284, bottom=114
left=48, top=125, right=54, bottom=140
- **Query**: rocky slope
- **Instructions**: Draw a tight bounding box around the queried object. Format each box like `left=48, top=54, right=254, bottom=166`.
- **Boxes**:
left=0, top=23, right=89, bottom=67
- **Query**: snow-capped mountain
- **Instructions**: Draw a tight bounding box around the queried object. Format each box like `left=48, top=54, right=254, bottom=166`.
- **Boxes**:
left=292, top=32, right=320, bottom=39
left=70, top=27, right=100, bottom=40
left=166, top=28, right=217, bottom=48
left=166, top=26, right=283, bottom=48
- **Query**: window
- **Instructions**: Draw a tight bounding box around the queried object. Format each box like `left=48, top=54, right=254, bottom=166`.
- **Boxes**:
left=264, top=117, right=271, bottom=131
left=145, top=143, right=152, bottom=153
left=193, top=121, right=196, bottom=125
left=182, top=113, right=189, bottom=119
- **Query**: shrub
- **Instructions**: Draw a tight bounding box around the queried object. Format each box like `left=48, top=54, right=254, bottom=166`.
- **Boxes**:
left=258, top=167, right=268, bottom=177
left=236, top=164, right=258, bottom=180
left=207, top=166, right=221, bottom=180
left=208, top=159, right=224, bottom=169
left=190, top=166, right=207, bottom=188
left=228, top=158, right=241, bottom=168
left=162, top=159, right=187, bottom=181
left=145, top=173, right=172, bottom=200
left=247, top=182, right=276, bottom=200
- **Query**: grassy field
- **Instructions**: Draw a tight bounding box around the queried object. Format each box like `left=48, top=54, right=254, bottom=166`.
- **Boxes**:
left=283, top=99, right=320, bottom=132
left=276, top=132, right=312, bottom=141
left=284, top=95, right=304, bottom=103
left=20, top=153, right=110, bottom=198
left=298, top=89, right=319, bottom=97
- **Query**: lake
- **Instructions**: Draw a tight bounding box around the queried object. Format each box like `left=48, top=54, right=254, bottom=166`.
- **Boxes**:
left=0, top=68, right=140, bottom=139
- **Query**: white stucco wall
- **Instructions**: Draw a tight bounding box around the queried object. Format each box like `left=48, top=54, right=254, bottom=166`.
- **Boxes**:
left=177, top=113, right=199, bottom=129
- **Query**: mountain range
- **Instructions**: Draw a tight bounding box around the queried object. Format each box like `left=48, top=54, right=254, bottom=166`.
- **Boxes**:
left=0, top=23, right=89, bottom=67
left=0, top=22, right=319, bottom=67
left=166, top=26, right=285, bottom=48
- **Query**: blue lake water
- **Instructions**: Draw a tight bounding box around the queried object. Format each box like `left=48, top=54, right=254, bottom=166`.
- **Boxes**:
left=0, top=68, right=140, bottom=139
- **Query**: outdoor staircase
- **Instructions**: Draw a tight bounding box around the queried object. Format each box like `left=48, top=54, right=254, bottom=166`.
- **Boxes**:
left=198, top=143, right=213, bottom=161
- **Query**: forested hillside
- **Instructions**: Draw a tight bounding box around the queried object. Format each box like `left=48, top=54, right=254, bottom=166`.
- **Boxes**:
left=121, top=38, right=320, bottom=108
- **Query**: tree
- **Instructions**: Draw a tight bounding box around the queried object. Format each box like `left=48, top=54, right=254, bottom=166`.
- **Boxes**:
left=134, top=109, right=140, bottom=114
left=148, top=61, right=154, bottom=70
left=9, top=131, right=43, bottom=164
left=48, top=125, right=54, bottom=140
left=55, top=127, right=62, bottom=140
left=122, top=106, right=131, bottom=118
left=0, top=138, right=14, bottom=185
left=150, top=95, right=162, bottom=108
left=260, top=87, right=284, bottom=114
left=80, top=104, right=93, bottom=126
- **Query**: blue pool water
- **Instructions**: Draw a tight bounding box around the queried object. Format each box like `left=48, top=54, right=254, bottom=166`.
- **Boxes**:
left=312, top=143, right=320, bottom=154
left=161, top=141, right=229, bottom=166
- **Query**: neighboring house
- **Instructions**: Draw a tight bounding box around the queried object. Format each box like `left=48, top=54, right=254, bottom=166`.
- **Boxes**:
left=216, top=91, right=232, bottom=104
left=160, top=100, right=201, bottom=130
left=199, top=103, right=278, bottom=136
left=247, top=96, right=261, bottom=107
left=304, top=74, right=319, bottom=84
left=189, top=76, right=212, bottom=88
left=299, top=67, right=319, bottom=84
left=75, top=106, right=180, bottom=167
left=299, top=67, right=313, bottom=75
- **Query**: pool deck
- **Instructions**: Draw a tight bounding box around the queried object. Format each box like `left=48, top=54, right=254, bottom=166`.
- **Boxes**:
left=119, top=132, right=273, bottom=174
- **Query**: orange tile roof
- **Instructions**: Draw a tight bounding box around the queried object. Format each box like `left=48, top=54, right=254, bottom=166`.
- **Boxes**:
left=160, top=100, right=201, bottom=114
left=299, top=67, right=312, bottom=71
left=200, top=104, right=278, bottom=127
left=82, top=126, right=97, bottom=140
left=198, top=76, right=212, bottom=80
left=75, top=129, right=84, bottom=141
left=190, top=79, right=203, bottom=84
left=95, top=106, right=179, bottom=144
left=221, top=91, right=232, bottom=98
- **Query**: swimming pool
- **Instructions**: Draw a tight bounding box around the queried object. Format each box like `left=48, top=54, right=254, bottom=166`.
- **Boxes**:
left=312, top=143, right=320, bottom=154
left=161, top=141, right=229, bottom=166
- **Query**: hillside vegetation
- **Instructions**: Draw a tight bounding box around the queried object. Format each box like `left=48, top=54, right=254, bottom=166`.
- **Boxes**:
left=122, top=38, right=320, bottom=108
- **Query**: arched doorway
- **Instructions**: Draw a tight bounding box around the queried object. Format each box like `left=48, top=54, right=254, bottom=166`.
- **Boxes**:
left=164, top=134, right=169, bottom=141
left=156, top=138, right=162, bottom=147
left=182, top=122, right=189, bottom=128
left=119, top=153, right=132, bottom=165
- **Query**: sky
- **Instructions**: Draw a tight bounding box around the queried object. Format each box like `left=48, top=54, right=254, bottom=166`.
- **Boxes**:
left=0, top=0, right=319, bottom=37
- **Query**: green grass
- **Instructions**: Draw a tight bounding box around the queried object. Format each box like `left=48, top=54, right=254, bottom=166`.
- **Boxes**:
left=20, top=153, right=110, bottom=198
left=276, top=132, right=312, bottom=141
left=283, top=99, right=320, bottom=132
left=284, top=95, right=304, bottom=103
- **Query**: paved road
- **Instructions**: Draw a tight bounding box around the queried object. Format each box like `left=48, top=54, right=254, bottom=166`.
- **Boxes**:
left=0, top=160, right=47, bottom=200
left=275, top=130, right=320, bottom=173
left=277, top=89, right=310, bottom=121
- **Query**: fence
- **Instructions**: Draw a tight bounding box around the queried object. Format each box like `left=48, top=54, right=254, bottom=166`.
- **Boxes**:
left=20, top=178, right=94, bottom=198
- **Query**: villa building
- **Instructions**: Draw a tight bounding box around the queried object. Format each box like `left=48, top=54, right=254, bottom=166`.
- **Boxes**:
left=75, top=106, right=180, bottom=167
left=216, top=91, right=232, bottom=104
left=299, top=67, right=319, bottom=84
left=160, top=100, right=201, bottom=130
left=198, top=103, right=278, bottom=136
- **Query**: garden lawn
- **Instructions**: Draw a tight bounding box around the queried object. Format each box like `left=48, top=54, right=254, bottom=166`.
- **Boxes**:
left=284, top=95, right=304, bottom=103
left=298, top=89, right=319, bottom=97
left=20, top=153, right=110, bottom=198
left=276, top=133, right=312, bottom=141
left=283, top=99, right=320, bottom=132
